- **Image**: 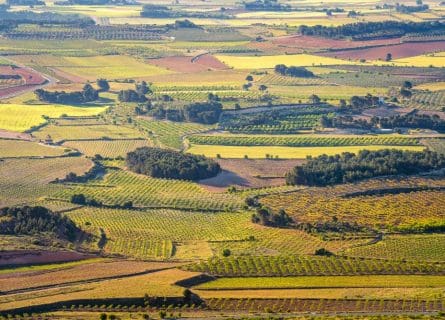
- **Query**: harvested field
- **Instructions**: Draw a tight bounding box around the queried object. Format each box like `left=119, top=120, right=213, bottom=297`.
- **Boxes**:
left=199, top=158, right=302, bottom=191
left=272, top=35, right=401, bottom=50
left=0, top=260, right=183, bottom=293
left=0, top=129, right=31, bottom=140
left=0, top=250, right=92, bottom=267
left=149, top=54, right=228, bottom=73
left=320, top=41, right=445, bottom=61
left=0, top=139, right=67, bottom=158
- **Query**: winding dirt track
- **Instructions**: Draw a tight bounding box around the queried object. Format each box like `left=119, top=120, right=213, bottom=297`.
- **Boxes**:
left=0, top=57, right=55, bottom=100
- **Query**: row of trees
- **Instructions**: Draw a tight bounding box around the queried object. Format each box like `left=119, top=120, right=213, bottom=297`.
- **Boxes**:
left=126, top=147, right=221, bottom=181
left=118, top=81, right=151, bottom=103
left=286, top=149, right=445, bottom=186
left=35, top=84, right=98, bottom=104
left=322, top=112, right=445, bottom=133
left=0, top=206, right=80, bottom=241
left=274, top=65, right=315, bottom=78
left=298, top=21, right=445, bottom=40
left=0, top=10, right=94, bottom=27
left=244, top=0, right=291, bottom=11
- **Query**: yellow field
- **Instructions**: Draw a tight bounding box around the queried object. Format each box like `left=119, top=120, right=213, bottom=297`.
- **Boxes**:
left=376, top=52, right=445, bottom=68
left=187, top=145, right=425, bottom=159
left=0, top=104, right=106, bottom=132
left=215, top=54, right=359, bottom=69
left=415, top=81, right=445, bottom=91
left=195, top=287, right=445, bottom=300
left=59, top=55, right=173, bottom=80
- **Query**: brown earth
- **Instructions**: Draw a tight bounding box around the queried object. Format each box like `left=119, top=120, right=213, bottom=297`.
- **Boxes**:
left=199, top=158, right=303, bottom=191
left=0, top=66, right=47, bottom=99
left=149, top=54, right=228, bottom=73
left=0, top=129, right=32, bottom=140
left=0, top=250, right=94, bottom=267
left=319, top=41, right=445, bottom=60
left=270, top=35, right=401, bottom=50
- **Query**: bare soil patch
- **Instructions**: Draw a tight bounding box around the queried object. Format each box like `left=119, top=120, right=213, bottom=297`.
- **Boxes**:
left=271, top=35, right=401, bottom=50
left=0, top=130, right=32, bottom=140
left=320, top=41, right=445, bottom=60
left=149, top=54, right=228, bottom=73
left=199, top=158, right=303, bottom=191
left=0, top=250, right=93, bottom=267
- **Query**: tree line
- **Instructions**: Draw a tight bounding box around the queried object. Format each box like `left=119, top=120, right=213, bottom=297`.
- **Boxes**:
left=286, top=149, right=445, bottom=186
left=126, top=147, right=221, bottom=181
left=35, top=84, right=98, bottom=104
left=0, top=206, right=80, bottom=241
left=298, top=21, right=445, bottom=40
left=322, top=111, right=445, bottom=133
left=274, top=65, right=315, bottom=78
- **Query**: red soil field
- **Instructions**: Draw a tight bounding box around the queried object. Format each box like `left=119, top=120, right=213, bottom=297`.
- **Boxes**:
left=0, top=250, right=94, bottom=266
left=0, top=129, right=32, bottom=140
left=0, top=66, right=47, bottom=99
left=319, top=41, right=445, bottom=60
left=271, top=35, right=401, bottom=50
left=149, top=54, right=228, bottom=73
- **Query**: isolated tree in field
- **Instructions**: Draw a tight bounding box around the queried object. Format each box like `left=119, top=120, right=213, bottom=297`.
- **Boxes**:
left=309, top=94, right=321, bottom=104
left=385, top=53, right=392, bottom=61
left=400, top=87, right=412, bottom=98
left=246, top=75, right=253, bottom=81
left=96, top=79, right=110, bottom=92
left=99, top=313, right=107, bottom=320
left=222, top=248, right=231, bottom=257
left=71, top=194, right=86, bottom=205
left=259, top=84, right=268, bottom=91
left=402, top=81, right=413, bottom=89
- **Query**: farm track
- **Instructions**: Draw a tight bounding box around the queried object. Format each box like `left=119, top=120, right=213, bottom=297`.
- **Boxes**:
left=0, top=57, right=55, bottom=100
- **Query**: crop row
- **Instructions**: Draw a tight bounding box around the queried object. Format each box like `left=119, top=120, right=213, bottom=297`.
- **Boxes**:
left=205, top=298, right=445, bottom=313
left=188, top=135, right=421, bottom=147
left=54, top=168, right=243, bottom=211
left=184, top=255, right=445, bottom=276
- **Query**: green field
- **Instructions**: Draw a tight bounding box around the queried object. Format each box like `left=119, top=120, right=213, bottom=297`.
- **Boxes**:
left=197, top=275, right=445, bottom=290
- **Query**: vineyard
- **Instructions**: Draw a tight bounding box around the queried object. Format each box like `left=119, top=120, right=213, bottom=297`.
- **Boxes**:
left=345, top=234, right=445, bottom=261
left=1, top=3, right=445, bottom=318
left=53, top=168, right=243, bottom=211
left=0, top=156, right=93, bottom=208
left=187, top=144, right=423, bottom=159
left=188, top=135, right=422, bottom=147
left=197, top=275, right=445, bottom=290
left=62, top=139, right=153, bottom=158
left=405, top=90, right=445, bottom=111
left=260, top=179, right=445, bottom=230
left=184, top=255, right=445, bottom=277
left=136, top=118, right=212, bottom=149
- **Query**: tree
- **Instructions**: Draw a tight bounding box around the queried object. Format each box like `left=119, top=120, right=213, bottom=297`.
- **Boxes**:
left=246, top=75, right=253, bottom=81
left=385, top=53, right=392, bottom=61
left=71, top=194, right=86, bottom=205
left=96, top=79, right=110, bottom=92
left=309, top=94, right=321, bottom=104
left=100, top=313, right=107, bottom=320
left=222, top=248, right=231, bottom=257
left=136, top=81, right=151, bottom=95
left=183, top=289, right=192, bottom=302
left=402, top=81, right=413, bottom=89
left=258, top=84, right=268, bottom=92
left=400, top=88, right=412, bottom=98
